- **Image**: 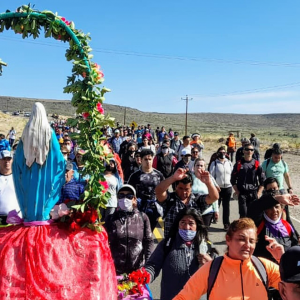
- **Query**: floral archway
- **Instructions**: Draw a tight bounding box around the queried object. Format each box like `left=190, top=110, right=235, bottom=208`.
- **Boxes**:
left=0, top=4, right=114, bottom=225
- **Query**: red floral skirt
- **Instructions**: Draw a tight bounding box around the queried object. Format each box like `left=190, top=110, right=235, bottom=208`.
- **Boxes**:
left=0, top=224, right=117, bottom=299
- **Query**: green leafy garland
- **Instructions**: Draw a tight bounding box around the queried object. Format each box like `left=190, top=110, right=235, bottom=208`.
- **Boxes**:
left=0, top=4, right=115, bottom=230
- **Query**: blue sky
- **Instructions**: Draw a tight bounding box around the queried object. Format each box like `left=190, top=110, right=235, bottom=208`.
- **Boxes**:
left=1, top=1, right=300, bottom=114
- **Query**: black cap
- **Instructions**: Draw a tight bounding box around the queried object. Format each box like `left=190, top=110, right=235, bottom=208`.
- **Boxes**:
left=280, top=246, right=300, bottom=282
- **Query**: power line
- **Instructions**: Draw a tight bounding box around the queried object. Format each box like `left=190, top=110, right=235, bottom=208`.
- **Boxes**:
left=2, top=34, right=300, bottom=68
left=190, top=81, right=300, bottom=99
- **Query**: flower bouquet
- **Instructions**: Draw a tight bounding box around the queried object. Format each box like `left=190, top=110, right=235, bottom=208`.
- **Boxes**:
left=117, top=268, right=153, bottom=300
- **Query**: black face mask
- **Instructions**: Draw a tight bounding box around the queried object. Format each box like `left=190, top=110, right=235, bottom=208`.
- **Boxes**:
left=128, top=150, right=135, bottom=155
left=217, top=152, right=225, bottom=159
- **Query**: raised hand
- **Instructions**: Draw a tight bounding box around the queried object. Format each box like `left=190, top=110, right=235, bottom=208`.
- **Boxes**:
left=172, top=168, right=188, bottom=181
left=275, top=194, right=300, bottom=206
left=265, top=235, right=284, bottom=261
left=195, top=169, right=211, bottom=185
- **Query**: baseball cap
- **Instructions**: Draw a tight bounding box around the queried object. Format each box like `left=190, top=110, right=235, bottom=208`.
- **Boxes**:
left=174, top=132, right=179, bottom=136
left=0, top=150, right=13, bottom=159
left=66, top=161, right=73, bottom=171
left=117, top=184, right=136, bottom=197
left=181, top=148, right=191, bottom=156
left=280, top=246, right=300, bottom=283
left=114, top=129, right=120, bottom=133
left=162, top=143, right=169, bottom=148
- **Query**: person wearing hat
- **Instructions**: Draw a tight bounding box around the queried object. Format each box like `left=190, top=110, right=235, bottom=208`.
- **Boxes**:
left=279, top=246, right=300, bottom=300
left=170, top=132, right=182, bottom=152
left=153, top=143, right=178, bottom=179
left=190, top=133, right=204, bottom=158
left=58, top=161, right=85, bottom=204
left=105, top=184, right=154, bottom=275
left=236, top=137, right=260, bottom=162
left=110, top=129, right=124, bottom=154
left=142, top=128, right=152, bottom=141
left=174, top=148, right=192, bottom=173
left=0, top=150, right=21, bottom=224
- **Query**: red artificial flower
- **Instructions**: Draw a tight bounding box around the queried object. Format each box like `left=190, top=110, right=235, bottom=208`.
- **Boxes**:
left=82, top=112, right=90, bottom=119
left=61, top=17, right=71, bottom=26
left=96, top=102, right=104, bottom=114
left=82, top=208, right=98, bottom=223
left=70, top=221, right=81, bottom=231
left=82, top=72, right=87, bottom=78
left=99, top=180, right=109, bottom=193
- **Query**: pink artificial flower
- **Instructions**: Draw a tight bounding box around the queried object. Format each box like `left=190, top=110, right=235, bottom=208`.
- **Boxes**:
left=82, top=72, right=87, bottom=78
left=99, top=180, right=109, bottom=193
left=96, top=102, right=104, bottom=114
left=82, top=112, right=90, bottom=119
left=50, top=204, right=70, bottom=220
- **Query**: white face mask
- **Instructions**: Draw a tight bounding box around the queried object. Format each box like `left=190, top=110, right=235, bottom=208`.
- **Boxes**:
left=162, top=148, right=168, bottom=154
left=66, top=145, right=71, bottom=152
left=118, top=198, right=133, bottom=212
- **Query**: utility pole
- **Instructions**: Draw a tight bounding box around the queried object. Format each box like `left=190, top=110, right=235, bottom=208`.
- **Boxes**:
left=123, top=107, right=126, bottom=125
left=181, top=95, right=192, bottom=136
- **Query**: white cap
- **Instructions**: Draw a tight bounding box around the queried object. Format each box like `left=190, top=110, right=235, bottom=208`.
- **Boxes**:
left=117, top=184, right=136, bottom=197
left=181, top=148, right=191, bottom=156
left=0, top=150, right=13, bottom=159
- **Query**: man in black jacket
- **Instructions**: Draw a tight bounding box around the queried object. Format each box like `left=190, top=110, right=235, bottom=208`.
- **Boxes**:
left=231, top=142, right=265, bottom=218
left=105, top=184, right=154, bottom=275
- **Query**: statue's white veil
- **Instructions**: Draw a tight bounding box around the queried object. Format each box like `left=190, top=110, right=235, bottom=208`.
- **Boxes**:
left=22, top=102, right=52, bottom=167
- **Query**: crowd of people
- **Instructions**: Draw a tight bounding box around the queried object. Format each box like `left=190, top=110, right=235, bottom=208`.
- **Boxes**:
left=0, top=123, right=300, bottom=300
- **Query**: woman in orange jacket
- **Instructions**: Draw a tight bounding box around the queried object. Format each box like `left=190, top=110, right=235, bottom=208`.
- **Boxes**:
left=173, top=217, right=287, bottom=300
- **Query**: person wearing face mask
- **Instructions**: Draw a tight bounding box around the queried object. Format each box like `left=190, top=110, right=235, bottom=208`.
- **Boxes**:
left=105, top=184, right=154, bottom=275
left=153, top=143, right=178, bottom=179
left=174, top=149, right=192, bottom=173
left=145, top=208, right=218, bottom=300
left=248, top=177, right=298, bottom=262
left=209, top=146, right=233, bottom=231
left=247, top=177, right=299, bottom=300
left=173, top=218, right=287, bottom=300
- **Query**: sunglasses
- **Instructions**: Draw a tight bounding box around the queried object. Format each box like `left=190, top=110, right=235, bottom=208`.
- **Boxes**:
left=244, top=148, right=254, bottom=152
left=192, top=151, right=199, bottom=154
left=218, top=151, right=226, bottom=154
left=117, top=193, right=135, bottom=200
